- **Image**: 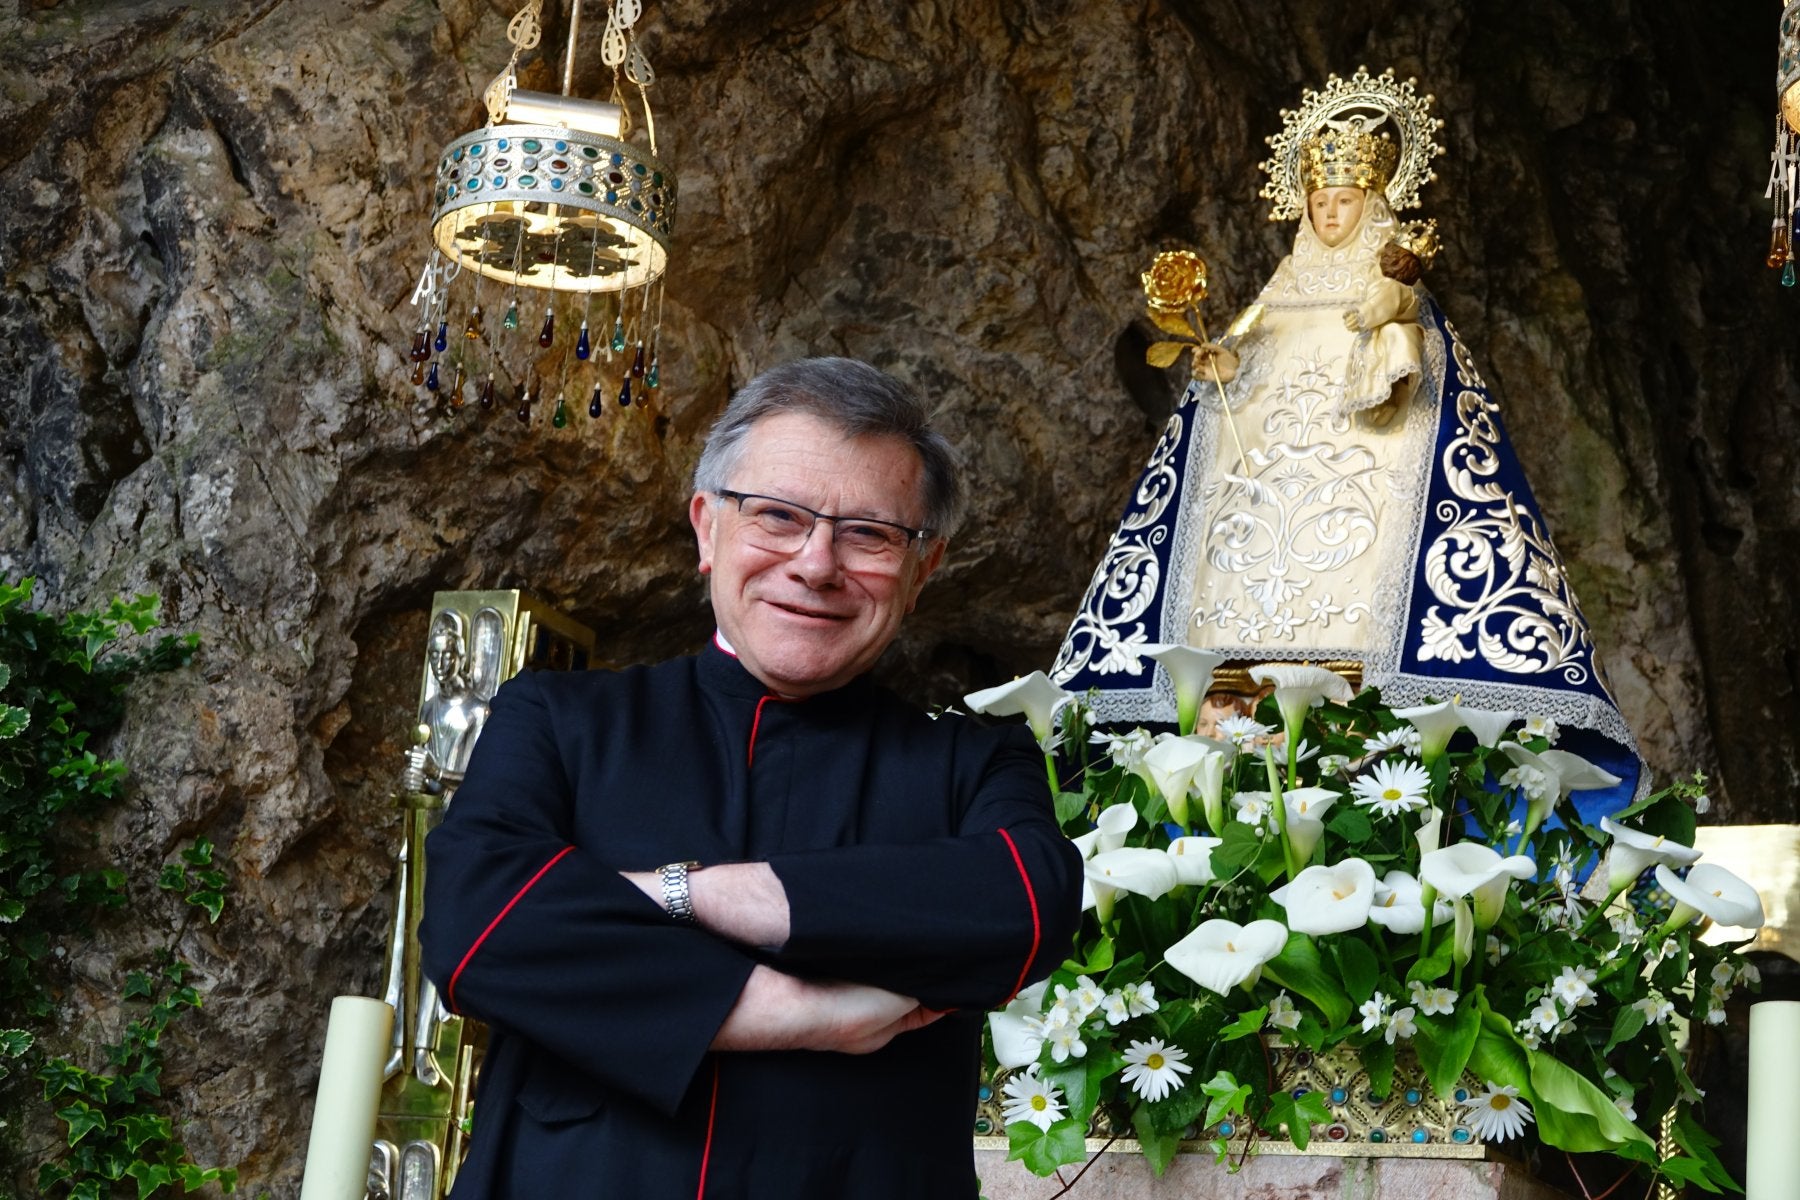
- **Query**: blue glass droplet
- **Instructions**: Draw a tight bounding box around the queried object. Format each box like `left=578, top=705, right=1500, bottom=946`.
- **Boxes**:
left=617, top=375, right=632, bottom=408
left=424, top=362, right=440, bottom=392
left=589, top=383, right=604, bottom=419
left=433, top=322, right=448, bottom=353
left=576, top=322, right=591, bottom=360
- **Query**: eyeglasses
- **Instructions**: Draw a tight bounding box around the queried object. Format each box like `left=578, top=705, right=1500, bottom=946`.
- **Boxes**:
left=714, top=489, right=932, bottom=571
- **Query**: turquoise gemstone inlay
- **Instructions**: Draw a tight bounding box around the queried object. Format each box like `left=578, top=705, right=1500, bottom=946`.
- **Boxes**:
left=1411, top=1130, right=1429, bottom=1144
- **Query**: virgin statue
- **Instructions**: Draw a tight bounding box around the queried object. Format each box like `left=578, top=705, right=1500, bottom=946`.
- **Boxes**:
left=1052, top=68, right=1643, bottom=806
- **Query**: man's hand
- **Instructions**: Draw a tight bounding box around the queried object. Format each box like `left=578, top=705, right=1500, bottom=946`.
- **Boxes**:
left=711, top=965, right=946, bottom=1054
left=623, top=862, right=791, bottom=951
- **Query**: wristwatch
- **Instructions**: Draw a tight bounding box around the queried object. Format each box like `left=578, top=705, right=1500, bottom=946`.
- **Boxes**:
left=658, top=860, right=702, bottom=923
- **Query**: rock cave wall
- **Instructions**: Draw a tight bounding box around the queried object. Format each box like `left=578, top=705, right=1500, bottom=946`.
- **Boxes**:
left=0, top=0, right=1795, bottom=1189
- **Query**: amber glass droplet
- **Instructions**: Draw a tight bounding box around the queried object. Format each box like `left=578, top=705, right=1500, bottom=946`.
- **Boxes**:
left=465, top=306, right=483, bottom=339
left=434, top=322, right=449, bottom=353
left=409, top=330, right=429, bottom=362
left=479, top=374, right=496, bottom=408
left=631, top=342, right=646, bottom=379
left=576, top=322, right=591, bottom=361
left=451, top=366, right=467, bottom=406
left=538, top=309, right=555, bottom=348
left=589, top=382, right=604, bottom=419
left=410, top=360, right=426, bottom=386
left=617, top=375, right=633, bottom=408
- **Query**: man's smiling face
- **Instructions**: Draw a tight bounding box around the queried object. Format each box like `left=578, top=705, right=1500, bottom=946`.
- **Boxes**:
left=690, top=410, right=944, bottom=697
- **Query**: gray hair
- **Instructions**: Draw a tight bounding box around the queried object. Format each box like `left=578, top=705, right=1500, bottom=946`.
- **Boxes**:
left=692, top=357, right=966, bottom=537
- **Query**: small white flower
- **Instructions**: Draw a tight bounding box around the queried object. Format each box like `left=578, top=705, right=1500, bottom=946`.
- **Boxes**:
left=1518, top=1027, right=1542, bottom=1050
left=1217, top=714, right=1272, bottom=747
left=1233, top=791, right=1272, bottom=827
left=1461, top=1083, right=1535, bottom=1142
left=1739, top=961, right=1762, bottom=986
left=1385, top=1006, right=1418, bottom=1044
left=1705, top=1001, right=1728, bottom=1025
left=1001, top=1067, right=1067, bottom=1131
left=1551, top=965, right=1597, bottom=1009
left=1044, top=1018, right=1087, bottom=1063
left=1267, top=991, right=1302, bottom=1031
left=1092, top=726, right=1156, bottom=774
left=1710, top=960, right=1737, bottom=986
left=1693, top=791, right=1711, bottom=814
left=1055, top=975, right=1106, bottom=1022
left=1120, top=981, right=1159, bottom=1017
left=1633, top=996, right=1675, bottom=1025
left=1120, top=1037, right=1194, bottom=1102
left=1500, top=764, right=1551, bottom=804
left=1359, top=991, right=1392, bottom=1034
left=1317, top=753, right=1350, bottom=778
left=1409, top=983, right=1458, bottom=1016
left=1527, top=996, right=1562, bottom=1033
left=1350, top=758, right=1432, bottom=817
left=1610, top=911, right=1642, bottom=942
left=1613, top=1095, right=1637, bottom=1122
left=1502, top=818, right=1523, bottom=838
left=1100, top=990, right=1131, bottom=1026
left=1522, top=715, right=1560, bottom=745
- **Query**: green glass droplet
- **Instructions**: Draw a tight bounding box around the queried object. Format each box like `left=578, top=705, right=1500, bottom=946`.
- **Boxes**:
left=646, top=354, right=660, bottom=389
left=552, top=393, right=568, bottom=428
left=1785, top=261, right=1797, bottom=288
left=610, top=317, right=626, bottom=353
left=502, top=300, right=520, bottom=331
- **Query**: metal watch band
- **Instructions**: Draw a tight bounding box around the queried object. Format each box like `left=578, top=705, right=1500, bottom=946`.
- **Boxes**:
left=659, top=860, right=701, bottom=923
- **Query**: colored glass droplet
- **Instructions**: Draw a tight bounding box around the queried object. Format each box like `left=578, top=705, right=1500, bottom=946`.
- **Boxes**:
left=409, top=330, right=429, bottom=362
left=425, top=361, right=440, bottom=392
left=576, top=322, right=591, bottom=360
left=1785, top=261, right=1797, bottom=288
left=434, top=322, right=449, bottom=353
left=646, top=353, right=660, bottom=389
left=464, top=306, right=483, bottom=339
left=589, top=383, right=604, bottom=419
left=516, top=396, right=531, bottom=423
left=502, top=300, right=520, bottom=331
left=610, top=316, right=626, bottom=353
left=631, top=342, right=646, bottom=379
left=410, top=360, right=426, bottom=386
left=451, top=367, right=467, bottom=406
left=617, top=375, right=632, bottom=407
left=479, top=375, right=496, bottom=408
left=552, top=393, right=568, bottom=428
left=538, top=309, right=555, bottom=347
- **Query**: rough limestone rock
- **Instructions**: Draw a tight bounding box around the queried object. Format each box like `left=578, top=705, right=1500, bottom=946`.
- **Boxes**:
left=0, top=0, right=1794, bottom=1191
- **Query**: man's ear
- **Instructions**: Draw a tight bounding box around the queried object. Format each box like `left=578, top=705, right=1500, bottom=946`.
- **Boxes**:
left=903, top=537, right=948, bottom=613
left=689, top=492, right=716, bottom=575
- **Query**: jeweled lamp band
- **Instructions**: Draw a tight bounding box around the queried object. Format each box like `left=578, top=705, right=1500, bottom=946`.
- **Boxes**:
left=1782, top=2, right=1800, bottom=133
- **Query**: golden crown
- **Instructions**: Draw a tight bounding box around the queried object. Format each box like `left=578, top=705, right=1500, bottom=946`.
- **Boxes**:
left=1298, top=119, right=1400, bottom=194
left=1260, top=66, right=1443, bottom=222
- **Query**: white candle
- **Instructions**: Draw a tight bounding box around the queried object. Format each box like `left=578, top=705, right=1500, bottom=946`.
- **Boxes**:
left=1748, top=1000, right=1800, bottom=1200
left=299, top=996, right=394, bottom=1200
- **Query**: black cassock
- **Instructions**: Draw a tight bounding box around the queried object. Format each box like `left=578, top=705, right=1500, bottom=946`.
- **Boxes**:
left=419, top=639, right=1083, bottom=1199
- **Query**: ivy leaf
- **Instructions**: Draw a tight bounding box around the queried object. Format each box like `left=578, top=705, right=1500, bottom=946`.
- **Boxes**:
left=1324, top=805, right=1372, bottom=844
left=180, top=837, right=214, bottom=867
left=156, top=863, right=187, bottom=892
left=1006, top=1116, right=1087, bottom=1176
left=1658, top=1156, right=1726, bottom=1194
left=1061, top=935, right=1114, bottom=977
left=1053, top=789, right=1087, bottom=826
left=1208, top=822, right=1264, bottom=879
left=0, top=1027, right=32, bottom=1057
left=126, top=1160, right=177, bottom=1200
left=55, top=1099, right=108, bottom=1146
left=1218, top=1005, right=1267, bottom=1043
left=1265, top=1088, right=1332, bottom=1151
left=116, top=1111, right=172, bottom=1154
left=1199, top=1069, right=1251, bottom=1130
left=187, top=890, right=226, bottom=923
left=123, top=970, right=155, bottom=1001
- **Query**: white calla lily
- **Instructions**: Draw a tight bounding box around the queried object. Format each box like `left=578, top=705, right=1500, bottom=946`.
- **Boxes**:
left=1451, top=897, right=1476, bottom=967
left=1393, top=701, right=1467, bottom=762
left=1141, top=644, right=1227, bottom=736
left=1192, top=742, right=1235, bottom=835
left=1366, top=870, right=1453, bottom=933
left=1087, top=848, right=1179, bottom=922
left=1599, top=817, right=1701, bottom=892
left=1142, top=736, right=1208, bottom=828
left=1499, top=742, right=1623, bottom=844
left=1095, top=802, right=1139, bottom=854
left=1165, top=918, right=1290, bottom=996
left=1282, top=787, right=1339, bottom=863
left=1456, top=704, right=1518, bottom=749
left=1249, top=663, right=1355, bottom=735
left=1654, top=863, right=1765, bottom=930
left=1281, top=858, right=1377, bottom=935
left=1415, top=807, right=1445, bottom=857
left=1420, top=843, right=1536, bottom=930
left=1539, top=749, right=1624, bottom=795
left=963, top=672, right=1073, bottom=748
left=987, top=980, right=1049, bottom=1068
left=1167, top=836, right=1223, bottom=885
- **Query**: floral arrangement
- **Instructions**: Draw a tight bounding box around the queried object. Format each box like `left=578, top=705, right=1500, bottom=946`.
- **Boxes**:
left=966, top=648, right=1760, bottom=1193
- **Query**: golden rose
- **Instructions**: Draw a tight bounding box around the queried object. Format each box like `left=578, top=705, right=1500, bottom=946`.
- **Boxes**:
left=1142, top=249, right=1209, bottom=312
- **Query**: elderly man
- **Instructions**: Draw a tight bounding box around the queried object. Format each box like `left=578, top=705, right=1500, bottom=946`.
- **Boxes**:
left=419, top=358, right=1082, bottom=1199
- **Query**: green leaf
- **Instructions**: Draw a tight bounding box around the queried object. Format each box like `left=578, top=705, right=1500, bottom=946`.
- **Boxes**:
left=1043, top=1046, right=1122, bottom=1132
left=1006, top=1116, right=1087, bottom=1176
left=1405, top=938, right=1454, bottom=985
left=1359, top=1036, right=1395, bottom=1100
left=1199, top=1069, right=1252, bottom=1130
left=55, top=1099, right=107, bottom=1145
left=1603, top=1003, right=1647, bottom=1055
left=1527, top=1048, right=1656, bottom=1152
left=126, top=1160, right=177, bottom=1200
left=1467, top=1008, right=1532, bottom=1094
left=1660, top=1156, right=1726, bottom=1194
left=1411, top=1001, right=1480, bottom=1099
left=1218, top=1005, right=1267, bottom=1042
left=1324, top=805, right=1372, bottom=844
left=1061, top=935, right=1114, bottom=977
left=1265, top=1089, right=1331, bottom=1151
left=1209, top=822, right=1265, bottom=879
left=116, top=1111, right=172, bottom=1153
left=1132, top=1103, right=1182, bottom=1176
left=0, top=1027, right=33, bottom=1056
left=123, top=970, right=155, bottom=1000
left=1671, top=1108, right=1741, bottom=1194
left=0, top=703, right=28, bottom=739
left=156, top=863, right=187, bottom=892
left=1260, top=933, right=1351, bottom=1029
left=187, top=889, right=226, bottom=923
left=1330, top=938, right=1379, bottom=1004
left=1053, top=789, right=1087, bottom=826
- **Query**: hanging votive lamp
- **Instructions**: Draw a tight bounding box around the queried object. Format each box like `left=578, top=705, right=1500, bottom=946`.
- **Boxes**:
left=407, top=0, right=676, bottom=422
left=1770, top=2, right=1800, bottom=283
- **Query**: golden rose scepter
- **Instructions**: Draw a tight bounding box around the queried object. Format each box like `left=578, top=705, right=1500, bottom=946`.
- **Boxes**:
left=1141, top=250, right=1253, bottom=477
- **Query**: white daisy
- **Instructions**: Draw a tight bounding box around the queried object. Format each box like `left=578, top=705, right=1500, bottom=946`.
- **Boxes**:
left=1267, top=990, right=1302, bottom=1031
left=1216, top=715, right=1272, bottom=747
left=1385, top=1006, right=1418, bottom=1045
left=1120, top=1037, right=1193, bottom=1102
left=1461, top=1082, right=1535, bottom=1142
left=1362, top=727, right=1414, bottom=755
left=1001, top=1068, right=1067, bottom=1131
left=1359, top=991, right=1392, bottom=1034
left=1350, top=758, right=1432, bottom=817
